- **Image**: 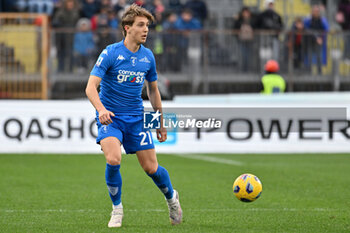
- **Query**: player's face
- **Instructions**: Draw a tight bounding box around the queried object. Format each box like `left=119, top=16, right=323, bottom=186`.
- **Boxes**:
left=128, top=16, right=150, bottom=44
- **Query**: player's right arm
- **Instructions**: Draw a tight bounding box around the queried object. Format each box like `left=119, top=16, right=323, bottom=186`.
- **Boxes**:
left=85, top=75, right=115, bottom=125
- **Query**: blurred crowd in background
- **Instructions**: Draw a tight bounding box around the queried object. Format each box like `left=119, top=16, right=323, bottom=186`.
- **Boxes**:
left=0, top=0, right=208, bottom=73
left=0, top=0, right=350, bottom=75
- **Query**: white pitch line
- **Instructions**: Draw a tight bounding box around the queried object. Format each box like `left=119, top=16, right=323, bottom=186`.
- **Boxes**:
left=0, top=209, right=165, bottom=213
left=171, top=154, right=244, bottom=166
left=0, top=208, right=337, bottom=213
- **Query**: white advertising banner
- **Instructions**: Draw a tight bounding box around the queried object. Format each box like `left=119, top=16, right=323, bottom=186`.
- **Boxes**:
left=1, top=93, right=350, bottom=153
left=0, top=100, right=100, bottom=153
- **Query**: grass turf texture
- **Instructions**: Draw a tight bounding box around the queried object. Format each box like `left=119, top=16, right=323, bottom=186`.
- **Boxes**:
left=0, top=153, right=350, bottom=233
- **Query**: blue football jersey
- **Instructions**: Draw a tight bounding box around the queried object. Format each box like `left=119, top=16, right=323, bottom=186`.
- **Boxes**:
left=90, top=40, right=157, bottom=115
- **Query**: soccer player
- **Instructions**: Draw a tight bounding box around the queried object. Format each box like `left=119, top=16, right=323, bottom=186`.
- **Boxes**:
left=85, top=4, right=182, bottom=228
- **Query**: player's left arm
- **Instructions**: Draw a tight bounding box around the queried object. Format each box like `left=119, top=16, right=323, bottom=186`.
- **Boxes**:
left=146, top=80, right=167, bottom=142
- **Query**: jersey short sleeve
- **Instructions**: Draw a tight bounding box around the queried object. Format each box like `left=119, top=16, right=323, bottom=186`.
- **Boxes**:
left=90, top=46, right=114, bottom=79
left=145, top=52, right=157, bottom=82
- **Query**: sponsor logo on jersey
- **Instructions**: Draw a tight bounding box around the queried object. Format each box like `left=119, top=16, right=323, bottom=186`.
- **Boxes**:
left=139, top=56, right=150, bottom=63
left=102, top=49, right=108, bottom=55
left=117, top=70, right=145, bottom=83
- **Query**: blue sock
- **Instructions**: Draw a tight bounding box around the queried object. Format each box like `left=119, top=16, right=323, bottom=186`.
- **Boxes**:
left=147, top=165, right=174, bottom=199
left=105, top=163, right=122, bottom=206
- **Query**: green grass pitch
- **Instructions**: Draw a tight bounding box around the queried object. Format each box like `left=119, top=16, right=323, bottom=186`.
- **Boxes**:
left=1, top=153, right=350, bottom=233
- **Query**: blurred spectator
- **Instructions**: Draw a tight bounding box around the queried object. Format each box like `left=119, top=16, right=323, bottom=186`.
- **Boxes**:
left=146, top=0, right=166, bottom=64
left=184, top=0, right=208, bottom=25
left=255, top=0, right=283, bottom=31
left=16, top=0, right=27, bottom=12
left=261, top=60, right=285, bottom=94
left=336, top=0, right=350, bottom=61
left=91, top=7, right=109, bottom=30
left=175, top=8, right=201, bottom=30
left=141, top=0, right=165, bottom=27
left=107, top=9, right=119, bottom=29
left=134, top=0, right=146, bottom=7
left=152, top=0, right=166, bottom=24
left=288, top=17, right=307, bottom=69
left=16, top=0, right=54, bottom=15
left=52, top=0, right=63, bottom=17
left=81, top=0, right=100, bottom=19
left=255, top=0, right=283, bottom=61
left=304, top=5, right=329, bottom=74
left=163, top=11, right=178, bottom=30
left=100, top=0, right=112, bottom=9
left=28, top=0, right=54, bottom=15
left=52, top=0, right=80, bottom=73
left=154, top=0, right=165, bottom=13
left=96, top=25, right=116, bottom=56
left=162, top=11, right=181, bottom=71
left=73, top=18, right=95, bottom=73
left=167, top=0, right=183, bottom=15
left=234, top=7, right=255, bottom=72
left=174, top=8, right=202, bottom=67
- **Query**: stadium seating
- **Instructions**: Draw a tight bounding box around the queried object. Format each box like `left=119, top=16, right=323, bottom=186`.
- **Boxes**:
left=0, top=25, right=38, bottom=74
left=0, top=42, right=24, bottom=73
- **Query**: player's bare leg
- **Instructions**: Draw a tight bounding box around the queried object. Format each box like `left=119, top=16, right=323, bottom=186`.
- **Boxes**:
left=136, top=148, right=158, bottom=174
left=101, top=137, right=122, bottom=165
left=100, top=137, right=124, bottom=228
left=136, top=149, right=182, bottom=225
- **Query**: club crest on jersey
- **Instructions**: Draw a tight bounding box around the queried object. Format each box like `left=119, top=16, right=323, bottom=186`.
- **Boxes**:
left=131, top=57, right=137, bottom=66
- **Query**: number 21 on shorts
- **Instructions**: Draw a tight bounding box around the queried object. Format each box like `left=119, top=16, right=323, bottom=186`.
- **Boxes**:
left=139, top=132, right=153, bottom=146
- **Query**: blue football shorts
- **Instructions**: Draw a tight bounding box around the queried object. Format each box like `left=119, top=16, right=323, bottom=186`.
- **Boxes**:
left=96, top=114, right=155, bottom=154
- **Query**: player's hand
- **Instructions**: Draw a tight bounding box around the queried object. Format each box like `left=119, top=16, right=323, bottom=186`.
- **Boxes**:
left=98, top=109, right=115, bottom=125
left=156, top=127, right=167, bottom=142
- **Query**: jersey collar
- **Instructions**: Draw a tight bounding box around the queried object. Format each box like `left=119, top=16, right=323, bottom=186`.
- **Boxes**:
left=122, top=39, right=143, bottom=56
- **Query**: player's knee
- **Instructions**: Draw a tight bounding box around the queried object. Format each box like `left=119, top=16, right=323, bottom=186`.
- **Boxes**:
left=106, top=157, right=121, bottom=165
left=143, top=163, right=158, bottom=174
left=105, top=154, right=121, bottom=165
